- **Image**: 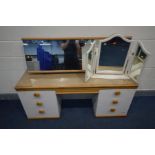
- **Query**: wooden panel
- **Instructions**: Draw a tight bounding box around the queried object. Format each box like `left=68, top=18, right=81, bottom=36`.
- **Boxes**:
left=22, top=36, right=132, bottom=40
left=15, top=72, right=138, bottom=94
left=95, top=115, right=127, bottom=118
left=29, top=70, right=85, bottom=74
left=60, top=94, right=96, bottom=99
left=0, top=41, right=24, bottom=57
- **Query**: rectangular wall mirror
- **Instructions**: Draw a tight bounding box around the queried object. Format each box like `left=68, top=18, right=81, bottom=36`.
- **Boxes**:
left=22, top=39, right=94, bottom=72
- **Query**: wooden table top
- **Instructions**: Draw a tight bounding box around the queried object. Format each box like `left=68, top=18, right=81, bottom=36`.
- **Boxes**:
left=15, top=71, right=138, bottom=94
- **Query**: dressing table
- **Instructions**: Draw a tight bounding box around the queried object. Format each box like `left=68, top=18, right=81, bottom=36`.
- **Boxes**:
left=15, top=34, right=149, bottom=119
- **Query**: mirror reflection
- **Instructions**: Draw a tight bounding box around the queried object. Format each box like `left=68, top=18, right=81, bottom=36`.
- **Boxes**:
left=23, top=39, right=94, bottom=71
left=97, top=37, right=130, bottom=72
left=130, top=46, right=147, bottom=80
left=88, top=50, right=92, bottom=64
left=87, top=49, right=93, bottom=71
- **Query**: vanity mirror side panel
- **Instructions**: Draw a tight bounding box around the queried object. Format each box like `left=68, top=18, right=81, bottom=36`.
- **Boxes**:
left=124, top=41, right=139, bottom=75
left=128, top=42, right=150, bottom=83
left=85, top=41, right=98, bottom=81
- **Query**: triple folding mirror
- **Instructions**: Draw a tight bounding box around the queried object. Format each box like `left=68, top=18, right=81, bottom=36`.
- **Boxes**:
left=85, top=34, right=149, bottom=82
left=22, top=34, right=149, bottom=83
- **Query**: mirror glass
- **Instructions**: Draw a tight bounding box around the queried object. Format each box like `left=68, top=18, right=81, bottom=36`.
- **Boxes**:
left=23, top=39, right=94, bottom=71
left=87, top=49, right=93, bottom=71
left=130, top=46, right=147, bottom=81
left=97, top=37, right=130, bottom=73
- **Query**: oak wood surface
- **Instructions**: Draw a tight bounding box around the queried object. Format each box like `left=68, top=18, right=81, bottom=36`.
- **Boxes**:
left=28, top=70, right=85, bottom=74
left=22, top=36, right=132, bottom=40
left=15, top=71, right=138, bottom=94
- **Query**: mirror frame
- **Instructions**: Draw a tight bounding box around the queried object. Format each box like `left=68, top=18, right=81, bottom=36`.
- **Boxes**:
left=22, top=36, right=132, bottom=74
left=128, top=41, right=150, bottom=83
left=95, top=34, right=132, bottom=75
left=85, top=41, right=97, bottom=81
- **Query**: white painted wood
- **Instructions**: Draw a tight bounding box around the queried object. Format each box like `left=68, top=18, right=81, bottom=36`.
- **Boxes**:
left=125, top=41, right=140, bottom=75
left=81, top=43, right=92, bottom=70
left=128, top=41, right=150, bottom=83
left=94, top=89, right=136, bottom=117
left=0, top=57, right=26, bottom=70
left=0, top=41, right=24, bottom=57
left=85, top=41, right=97, bottom=81
left=92, top=74, right=129, bottom=79
left=18, top=91, right=60, bottom=118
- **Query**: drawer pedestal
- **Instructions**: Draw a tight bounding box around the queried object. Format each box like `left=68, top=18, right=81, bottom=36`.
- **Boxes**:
left=18, top=91, right=61, bottom=119
left=93, top=89, right=136, bottom=117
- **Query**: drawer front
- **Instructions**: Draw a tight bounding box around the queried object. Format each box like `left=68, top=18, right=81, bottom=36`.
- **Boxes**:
left=18, top=91, right=60, bottom=119
left=94, top=89, right=136, bottom=117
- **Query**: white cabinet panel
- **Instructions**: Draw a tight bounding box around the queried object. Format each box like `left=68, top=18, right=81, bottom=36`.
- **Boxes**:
left=94, top=89, right=136, bottom=117
left=18, top=91, right=60, bottom=119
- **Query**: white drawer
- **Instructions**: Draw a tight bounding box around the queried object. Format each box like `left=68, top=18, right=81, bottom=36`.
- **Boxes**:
left=94, top=89, right=136, bottom=117
left=18, top=91, right=60, bottom=119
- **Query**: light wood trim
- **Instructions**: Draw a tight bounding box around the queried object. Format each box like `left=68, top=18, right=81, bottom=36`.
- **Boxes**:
left=15, top=72, right=138, bottom=93
left=28, top=70, right=85, bottom=74
left=22, top=36, right=132, bottom=40
left=16, top=87, right=137, bottom=94
left=114, top=90, right=121, bottom=96
left=28, top=116, right=60, bottom=119
left=56, top=88, right=100, bottom=94
left=30, top=115, right=127, bottom=119
left=95, top=115, right=127, bottom=118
